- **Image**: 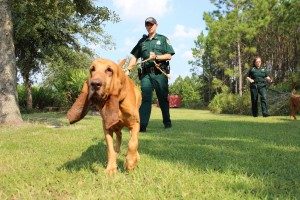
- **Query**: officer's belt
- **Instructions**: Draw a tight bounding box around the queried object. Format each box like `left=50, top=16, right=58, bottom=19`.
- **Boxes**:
left=141, top=62, right=168, bottom=75
left=253, top=80, right=266, bottom=84
left=141, top=66, right=162, bottom=74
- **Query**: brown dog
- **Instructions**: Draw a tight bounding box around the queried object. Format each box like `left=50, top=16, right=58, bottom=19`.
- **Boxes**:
left=67, top=58, right=141, bottom=174
left=290, top=89, right=300, bottom=120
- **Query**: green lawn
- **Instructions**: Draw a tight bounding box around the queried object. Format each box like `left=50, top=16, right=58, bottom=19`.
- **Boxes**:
left=0, top=107, right=299, bottom=199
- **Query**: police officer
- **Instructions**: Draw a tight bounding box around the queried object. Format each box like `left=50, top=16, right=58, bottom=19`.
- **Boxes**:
left=246, top=56, right=272, bottom=117
left=128, top=17, right=175, bottom=132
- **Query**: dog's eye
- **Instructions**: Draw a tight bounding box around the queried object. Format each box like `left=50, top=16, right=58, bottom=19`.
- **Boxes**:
left=90, top=66, right=95, bottom=72
left=105, top=67, right=113, bottom=77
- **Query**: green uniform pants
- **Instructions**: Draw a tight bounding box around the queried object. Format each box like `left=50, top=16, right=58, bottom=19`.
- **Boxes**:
left=250, top=84, right=269, bottom=117
left=139, top=73, right=171, bottom=128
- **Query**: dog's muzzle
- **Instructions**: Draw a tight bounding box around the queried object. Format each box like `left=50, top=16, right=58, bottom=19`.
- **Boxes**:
left=88, top=79, right=107, bottom=103
left=90, top=79, right=102, bottom=90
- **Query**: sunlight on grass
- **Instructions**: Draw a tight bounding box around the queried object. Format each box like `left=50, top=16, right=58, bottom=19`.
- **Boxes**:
left=1, top=107, right=299, bottom=199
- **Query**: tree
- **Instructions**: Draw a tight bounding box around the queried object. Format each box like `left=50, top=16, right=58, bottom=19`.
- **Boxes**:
left=11, top=0, right=119, bottom=110
left=191, top=0, right=274, bottom=102
left=191, top=0, right=299, bottom=114
left=169, top=75, right=203, bottom=108
left=43, top=46, right=93, bottom=106
left=0, top=0, right=22, bottom=124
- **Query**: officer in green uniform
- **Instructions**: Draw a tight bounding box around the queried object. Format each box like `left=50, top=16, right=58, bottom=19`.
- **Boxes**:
left=128, top=17, right=175, bottom=132
left=246, top=56, right=272, bottom=117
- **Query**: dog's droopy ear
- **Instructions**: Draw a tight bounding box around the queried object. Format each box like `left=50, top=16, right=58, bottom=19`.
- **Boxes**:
left=101, top=95, right=119, bottom=130
left=67, top=80, right=90, bottom=124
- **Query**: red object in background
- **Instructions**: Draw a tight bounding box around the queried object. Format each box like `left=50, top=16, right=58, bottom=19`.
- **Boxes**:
left=168, top=95, right=182, bottom=108
left=156, top=95, right=182, bottom=108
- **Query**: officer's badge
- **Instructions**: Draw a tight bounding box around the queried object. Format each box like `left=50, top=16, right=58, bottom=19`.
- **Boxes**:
left=156, top=40, right=161, bottom=45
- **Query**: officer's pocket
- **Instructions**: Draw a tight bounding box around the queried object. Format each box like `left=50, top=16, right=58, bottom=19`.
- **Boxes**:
left=141, top=46, right=148, bottom=58
left=154, top=45, right=164, bottom=54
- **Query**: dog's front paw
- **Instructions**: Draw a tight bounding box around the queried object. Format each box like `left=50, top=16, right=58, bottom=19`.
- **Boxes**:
left=105, top=165, right=117, bottom=175
left=125, top=153, right=139, bottom=171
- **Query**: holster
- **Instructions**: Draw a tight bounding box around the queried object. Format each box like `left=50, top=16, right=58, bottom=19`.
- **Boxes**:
left=139, top=61, right=170, bottom=80
left=163, top=63, right=170, bottom=74
left=138, top=68, right=142, bottom=80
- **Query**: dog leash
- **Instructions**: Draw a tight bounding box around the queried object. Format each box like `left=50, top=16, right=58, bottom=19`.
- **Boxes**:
left=266, top=82, right=290, bottom=95
left=126, top=57, right=170, bottom=79
left=123, top=57, right=152, bottom=75
left=153, top=60, right=171, bottom=79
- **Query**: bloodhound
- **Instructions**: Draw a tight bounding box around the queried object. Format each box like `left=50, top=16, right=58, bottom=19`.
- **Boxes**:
left=67, top=58, right=141, bottom=174
left=290, top=89, right=300, bottom=120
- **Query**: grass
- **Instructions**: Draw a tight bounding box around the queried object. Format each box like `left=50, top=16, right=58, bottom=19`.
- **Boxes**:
left=0, top=107, right=299, bottom=199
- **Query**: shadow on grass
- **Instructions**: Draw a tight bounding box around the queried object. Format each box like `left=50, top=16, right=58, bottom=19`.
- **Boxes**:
left=22, top=112, right=67, bottom=127
left=59, top=142, right=106, bottom=172
left=59, top=141, right=127, bottom=173
left=57, top=116, right=299, bottom=197
left=140, top=119, right=300, bottom=198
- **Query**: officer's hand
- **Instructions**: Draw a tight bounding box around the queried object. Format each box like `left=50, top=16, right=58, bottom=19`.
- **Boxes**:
left=249, top=79, right=254, bottom=83
left=149, top=52, right=156, bottom=60
left=266, top=77, right=273, bottom=83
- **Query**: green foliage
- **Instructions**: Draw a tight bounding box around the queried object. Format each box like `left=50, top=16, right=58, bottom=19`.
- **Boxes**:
left=267, top=80, right=293, bottom=116
left=191, top=0, right=299, bottom=105
left=209, top=91, right=251, bottom=114
left=43, top=47, right=92, bottom=106
left=170, top=75, right=204, bottom=108
left=11, top=0, right=119, bottom=108
left=17, top=85, right=63, bottom=111
left=46, top=68, right=89, bottom=107
left=208, top=83, right=292, bottom=116
left=212, top=77, right=229, bottom=93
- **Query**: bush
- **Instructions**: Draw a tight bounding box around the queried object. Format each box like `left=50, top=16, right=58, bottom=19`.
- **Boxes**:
left=209, top=88, right=291, bottom=116
left=267, top=89, right=290, bottom=115
left=17, top=85, right=65, bottom=111
left=169, top=75, right=204, bottom=108
left=208, top=91, right=251, bottom=115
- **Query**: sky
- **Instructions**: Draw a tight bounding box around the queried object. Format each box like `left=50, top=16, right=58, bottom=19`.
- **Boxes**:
left=93, top=0, right=216, bottom=83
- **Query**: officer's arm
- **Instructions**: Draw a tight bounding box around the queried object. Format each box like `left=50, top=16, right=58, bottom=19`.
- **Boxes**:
left=265, top=76, right=273, bottom=83
left=155, top=53, right=172, bottom=61
left=246, top=76, right=254, bottom=83
left=128, top=55, right=137, bottom=71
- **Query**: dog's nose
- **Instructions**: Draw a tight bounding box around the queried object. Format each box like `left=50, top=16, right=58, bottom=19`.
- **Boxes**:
left=90, top=79, right=102, bottom=89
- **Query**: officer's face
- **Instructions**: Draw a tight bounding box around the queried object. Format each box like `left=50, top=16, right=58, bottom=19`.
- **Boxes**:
left=255, top=58, right=262, bottom=68
left=145, top=23, right=157, bottom=34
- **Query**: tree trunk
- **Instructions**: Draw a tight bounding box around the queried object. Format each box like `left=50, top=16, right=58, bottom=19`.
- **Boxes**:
left=0, top=0, right=23, bottom=124
left=237, top=39, right=243, bottom=96
left=23, top=74, right=33, bottom=110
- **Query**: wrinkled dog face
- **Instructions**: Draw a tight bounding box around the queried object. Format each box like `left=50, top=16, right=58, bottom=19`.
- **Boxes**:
left=89, top=59, right=115, bottom=102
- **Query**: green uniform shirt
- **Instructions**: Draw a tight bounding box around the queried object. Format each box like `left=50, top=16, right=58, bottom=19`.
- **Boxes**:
left=131, top=33, right=175, bottom=68
left=248, top=67, right=269, bottom=85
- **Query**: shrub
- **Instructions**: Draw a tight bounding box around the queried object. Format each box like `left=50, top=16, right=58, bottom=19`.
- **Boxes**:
left=17, top=85, right=65, bottom=111
left=169, top=75, right=204, bottom=108
left=209, top=88, right=291, bottom=116
left=208, top=91, right=251, bottom=115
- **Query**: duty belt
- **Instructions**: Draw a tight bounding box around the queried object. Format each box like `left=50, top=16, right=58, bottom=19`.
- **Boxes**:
left=142, top=66, right=161, bottom=74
